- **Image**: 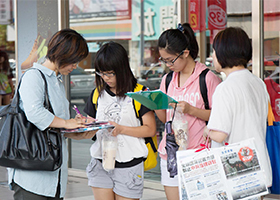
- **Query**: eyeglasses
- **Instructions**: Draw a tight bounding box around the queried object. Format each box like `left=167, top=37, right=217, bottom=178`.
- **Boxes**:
left=159, top=51, right=184, bottom=66
left=96, top=71, right=116, bottom=78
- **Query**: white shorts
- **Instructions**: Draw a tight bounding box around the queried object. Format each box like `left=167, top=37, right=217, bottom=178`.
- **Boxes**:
left=160, top=158, right=179, bottom=187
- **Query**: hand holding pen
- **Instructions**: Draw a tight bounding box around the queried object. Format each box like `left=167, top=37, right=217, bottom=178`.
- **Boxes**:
left=73, top=105, right=81, bottom=115
left=73, top=105, right=96, bottom=124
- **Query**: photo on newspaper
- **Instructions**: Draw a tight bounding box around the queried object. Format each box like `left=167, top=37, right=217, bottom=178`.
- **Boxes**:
left=177, top=138, right=268, bottom=200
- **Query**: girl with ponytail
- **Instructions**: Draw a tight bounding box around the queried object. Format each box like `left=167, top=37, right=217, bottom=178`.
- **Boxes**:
left=155, top=23, right=221, bottom=200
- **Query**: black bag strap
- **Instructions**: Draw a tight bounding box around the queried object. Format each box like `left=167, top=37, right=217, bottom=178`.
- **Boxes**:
left=145, top=137, right=157, bottom=153
left=165, top=69, right=210, bottom=109
left=199, top=68, right=210, bottom=125
left=36, top=69, right=55, bottom=114
left=199, top=68, right=210, bottom=110
left=13, top=68, right=54, bottom=114
left=165, top=71, right=173, bottom=93
left=165, top=68, right=210, bottom=124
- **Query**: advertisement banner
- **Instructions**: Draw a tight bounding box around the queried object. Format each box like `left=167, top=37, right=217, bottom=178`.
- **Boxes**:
left=70, top=0, right=131, bottom=21
left=189, top=0, right=207, bottom=31
left=208, top=0, right=227, bottom=30
left=189, top=0, right=200, bottom=31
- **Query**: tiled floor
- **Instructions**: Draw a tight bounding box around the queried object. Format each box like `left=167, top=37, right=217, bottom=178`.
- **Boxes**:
left=0, top=167, right=279, bottom=200
left=0, top=167, right=167, bottom=200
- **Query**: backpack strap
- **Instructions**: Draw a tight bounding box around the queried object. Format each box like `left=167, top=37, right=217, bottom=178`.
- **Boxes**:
left=199, top=68, right=210, bottom=110
left=145, top=136, right=157, bottom=152
left=165, top=71, right=174, bottom=93
left=133, top=83, right=144, bottom=118
left=165, top=69, right=210, bottom=124
left=199, top=68, right=210, bottom=125
left=165, top=69, right=210, bottom=109
left=92, top=88, right=99, bottom=110
left=92, top=84, right=145, bottom=118
left=134, top=83, right=157, bottom=153
left=91, top=88, right=99, bottom=141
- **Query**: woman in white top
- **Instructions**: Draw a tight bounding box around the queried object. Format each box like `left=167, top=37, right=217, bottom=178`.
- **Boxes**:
left=206, top=27, right=272, bottom=188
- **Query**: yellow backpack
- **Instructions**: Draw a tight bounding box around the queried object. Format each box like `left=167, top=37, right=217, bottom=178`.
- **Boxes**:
left=92, top=83, right=158, bottom=171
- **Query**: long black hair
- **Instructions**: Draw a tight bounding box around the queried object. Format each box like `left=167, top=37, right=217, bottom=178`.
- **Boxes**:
left=158, top=23, right=199, bottom=60
left=94, top=41, right=137, bottom=98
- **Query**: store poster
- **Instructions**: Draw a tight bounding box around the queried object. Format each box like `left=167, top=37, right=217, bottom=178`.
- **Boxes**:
left=132, top=0, right=178, bottom=41
left=70, top=0, right=131, bottom=20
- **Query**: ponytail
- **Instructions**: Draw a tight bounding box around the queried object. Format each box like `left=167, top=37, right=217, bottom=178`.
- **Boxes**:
left=158, top=23, right=199, bottom=60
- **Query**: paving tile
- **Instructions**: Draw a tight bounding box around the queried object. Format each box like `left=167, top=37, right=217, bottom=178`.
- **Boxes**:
left=1, top=167, right=279, bottom=200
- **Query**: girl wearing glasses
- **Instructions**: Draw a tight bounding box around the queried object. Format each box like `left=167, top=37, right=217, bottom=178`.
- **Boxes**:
left=83, top=41, right=156, bottom=200
left=154, top=23, right=221, bottom=200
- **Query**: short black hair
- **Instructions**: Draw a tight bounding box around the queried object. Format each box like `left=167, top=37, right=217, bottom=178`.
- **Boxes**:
left=94, top=41, right=137, bottom=98
left=46, top=29, right=88, bottom=68
left=213, top=27, right=252, bottom=68
left=158, top=23, right=199, bottom=60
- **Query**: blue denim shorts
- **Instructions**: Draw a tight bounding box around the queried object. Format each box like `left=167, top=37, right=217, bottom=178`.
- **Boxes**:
left=86, top=158, right=144, bottom=199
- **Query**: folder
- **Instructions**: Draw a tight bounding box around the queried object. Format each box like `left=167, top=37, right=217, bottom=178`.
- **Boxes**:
left=125, top=90, right=178, bottom=110
left=61, top=121, right=114, bottom=133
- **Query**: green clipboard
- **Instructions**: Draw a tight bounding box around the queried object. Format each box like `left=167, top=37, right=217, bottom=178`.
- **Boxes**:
left=125, top=90, right=178, bottom=110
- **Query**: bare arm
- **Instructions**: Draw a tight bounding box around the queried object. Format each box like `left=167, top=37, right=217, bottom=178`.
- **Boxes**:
left=209, top=130, right=228, bottom=143
left=63, top=114, right=98, bottom=140
left=49, top=116, right=85, bottom=129
left=110, top=111, right=156, bottom=138
left=64, top=130, right=97, bottom=140
left=154, top=109, right=166, bottom=123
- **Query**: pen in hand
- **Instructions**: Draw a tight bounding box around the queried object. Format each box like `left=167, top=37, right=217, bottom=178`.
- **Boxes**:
left=73, top=105, right=97, bottom=124
left=73, top=105, right=81, bottom=115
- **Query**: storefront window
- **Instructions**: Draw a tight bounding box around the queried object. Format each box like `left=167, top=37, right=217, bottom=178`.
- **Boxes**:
left=263, top=0, right=280, bottom=122
left=67, top=0, right=275, bottom=182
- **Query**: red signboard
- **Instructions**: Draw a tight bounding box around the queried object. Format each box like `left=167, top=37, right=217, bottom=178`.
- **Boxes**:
left=208, top=0, right=227, bottom=30
left=189, top=0, right=200, bottom=31
left=188, top=0, right=208, bottom=31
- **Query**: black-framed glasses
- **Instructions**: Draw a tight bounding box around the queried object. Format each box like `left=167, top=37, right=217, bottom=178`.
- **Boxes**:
left=159, top=51, right=184, bottom=66
left=96, top=71, right=116, bottom=78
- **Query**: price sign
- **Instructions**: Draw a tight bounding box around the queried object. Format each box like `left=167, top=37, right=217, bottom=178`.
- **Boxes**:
left=208, top=0, right=227, bottom=30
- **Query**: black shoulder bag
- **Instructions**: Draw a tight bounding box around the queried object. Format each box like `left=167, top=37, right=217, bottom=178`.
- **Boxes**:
left=0, top=69, right=62, bottom=171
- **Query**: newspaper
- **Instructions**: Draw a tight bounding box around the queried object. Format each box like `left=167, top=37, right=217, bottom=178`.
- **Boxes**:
left=177, top=138, right=268, bottom=200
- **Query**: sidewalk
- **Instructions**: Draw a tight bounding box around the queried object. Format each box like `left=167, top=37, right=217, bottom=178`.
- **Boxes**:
left=65, top=169, right=167, bottom=200
left=0, top=167, right=167, bottom=200
left=1, top=166, right=279, bottom=200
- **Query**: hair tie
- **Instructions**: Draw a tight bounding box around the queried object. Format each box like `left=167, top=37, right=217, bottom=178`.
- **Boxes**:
left=177, top=23, right=184, bottom=33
